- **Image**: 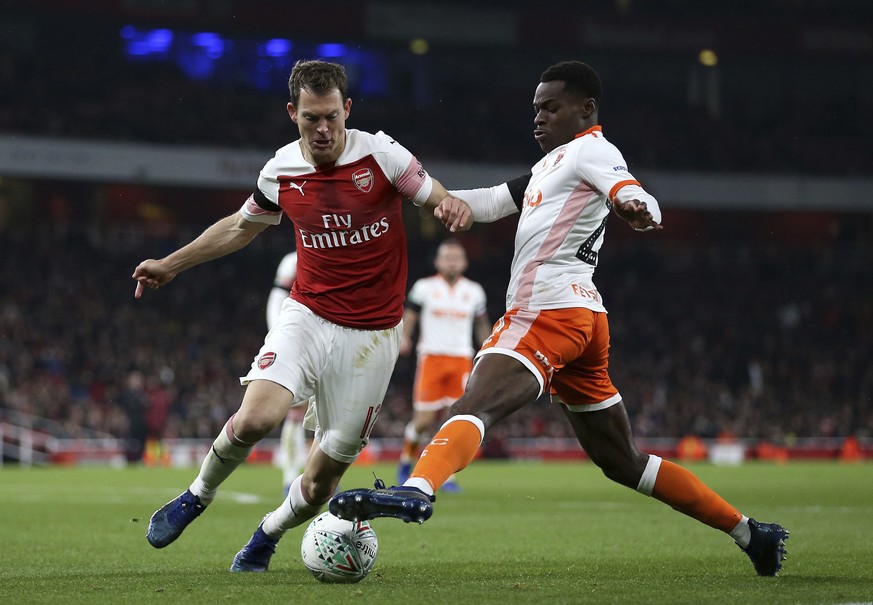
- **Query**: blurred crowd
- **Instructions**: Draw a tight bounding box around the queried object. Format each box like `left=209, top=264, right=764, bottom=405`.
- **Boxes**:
left=2, top=5, right=871, bottom=461
left=1, top=211, right=870, bottom=461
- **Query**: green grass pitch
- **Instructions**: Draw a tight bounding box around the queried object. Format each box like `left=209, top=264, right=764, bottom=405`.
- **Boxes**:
left=1, top=461, right=871, bottom=604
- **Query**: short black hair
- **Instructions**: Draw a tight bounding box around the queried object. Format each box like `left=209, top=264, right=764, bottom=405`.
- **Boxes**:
left=288, top=60, right=349, bottom=107
left=540, top=61, right=602, bottom=103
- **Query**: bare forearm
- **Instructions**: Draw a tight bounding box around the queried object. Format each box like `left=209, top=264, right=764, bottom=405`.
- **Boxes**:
left=401, top=309, right=419, bottom=341
left=474, top=317, right=492, bottom=347
left=423, top=179, right=472, bottom=232
left=162, top=213, right=265, bottom=274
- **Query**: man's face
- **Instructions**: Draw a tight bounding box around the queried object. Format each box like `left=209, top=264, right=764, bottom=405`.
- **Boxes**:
left=288, top=88, right=351, bottom=165
left=532, top=80, right=591, bottom=154
left=435, top=244, right=468, bottom=282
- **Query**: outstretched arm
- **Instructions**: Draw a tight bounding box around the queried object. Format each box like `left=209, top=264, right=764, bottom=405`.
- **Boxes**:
left=421, top=178, right=473, bottom=232
left=132, top=212, right=269, bottom=298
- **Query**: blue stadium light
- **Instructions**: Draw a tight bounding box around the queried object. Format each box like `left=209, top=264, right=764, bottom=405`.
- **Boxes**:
left=126, top=41, right=151, bottom=57
left=120, top=26, right=173, bottom=57
left=317, top=43, right=346, bottom=58
left=264, top=38, right=292, bottom=58
left=146, top=29, right=173, bottom=53
left=191, top=32, right=225, bottom=59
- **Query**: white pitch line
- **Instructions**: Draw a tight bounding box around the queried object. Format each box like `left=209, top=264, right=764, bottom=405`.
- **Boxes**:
left=0, top=488, right=265, bottom=505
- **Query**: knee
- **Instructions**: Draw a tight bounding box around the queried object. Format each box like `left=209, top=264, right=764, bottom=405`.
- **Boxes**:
left=300, top=474, right=337, bottom=506
left=232, top=411, right=281, bottom=443
left=447, top=395, right=491, bottom=428
left=594, top=452, right=649, bottom=489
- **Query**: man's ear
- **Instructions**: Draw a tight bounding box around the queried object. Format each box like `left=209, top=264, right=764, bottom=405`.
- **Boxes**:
left=581, top=97, right=597, bottom=119
left=287, top=102, right=298, bottom=123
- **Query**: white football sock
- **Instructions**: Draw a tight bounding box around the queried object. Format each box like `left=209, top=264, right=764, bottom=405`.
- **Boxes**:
left=189, top=419, right=254, bottom=506
left=404, top=477, right=434, bottom=496
left=262, top=475, right=321, bottom=537
left=280, top=418, right=308, bottom=485
left=730, top=516, right=751, bottom=548
left=635, top=454, right=662, bottom=496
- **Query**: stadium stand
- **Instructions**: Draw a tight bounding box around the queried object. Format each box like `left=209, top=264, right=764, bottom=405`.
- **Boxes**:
left=1, top=1, right=871, bottom=463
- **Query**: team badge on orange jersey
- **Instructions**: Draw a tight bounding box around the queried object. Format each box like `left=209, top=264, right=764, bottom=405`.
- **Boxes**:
left=257, top=351, right=277, bottom=369
left=352, top=168, right=374, bottom=193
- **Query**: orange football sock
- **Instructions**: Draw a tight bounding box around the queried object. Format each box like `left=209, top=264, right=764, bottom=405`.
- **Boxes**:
left=410, top=416, right=483, bottom=492
left=652, top=460, right=742, bottom=532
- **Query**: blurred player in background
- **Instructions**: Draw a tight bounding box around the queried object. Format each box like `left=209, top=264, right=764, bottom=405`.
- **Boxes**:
left=133, top=59, right=471, bottom=573
left=267, top=252, right=311, bottom=496
left=331, top=60, right=789, bottom=577
left=396, top=238, right=491, bottom=492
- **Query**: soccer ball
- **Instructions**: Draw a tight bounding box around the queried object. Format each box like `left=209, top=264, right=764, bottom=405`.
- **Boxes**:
left=301, top=511, right=378, bottom=583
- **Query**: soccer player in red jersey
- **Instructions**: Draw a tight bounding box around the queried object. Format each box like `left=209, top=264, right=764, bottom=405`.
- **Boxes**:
left=330, top=61, right=789, bottom=577
left=133, top=60, right=470, bottom=572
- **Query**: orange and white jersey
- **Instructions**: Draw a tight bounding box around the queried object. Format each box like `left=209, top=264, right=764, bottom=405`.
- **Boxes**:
left=408, top=275, right=487, bottom=358
left=456, top=126, right=661, bottom=313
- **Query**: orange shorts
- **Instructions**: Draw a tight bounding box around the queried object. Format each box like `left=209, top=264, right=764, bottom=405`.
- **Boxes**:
left=412, top=354, right=473, bottom=411
left=477, top=307, right=620, bottom=410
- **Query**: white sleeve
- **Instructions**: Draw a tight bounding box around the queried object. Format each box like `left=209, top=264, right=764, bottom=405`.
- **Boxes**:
left=371, top=131, right=434, bottom=205
left=612, top=184, right=662, bottom=227
left=473, top=283, right=488, bottom=317
left=240, top=161, right=283, bottom=224
left=449, top=183, right=519, bottom=223
left=265, top=287, right=287, bottom=331
left=274, top=252, right=298, bottom=286
left=576, top=138, right=661, bottom=228
left=240, top=193, right=282, bottom=225
left=406, top=278, right=426, bottom=307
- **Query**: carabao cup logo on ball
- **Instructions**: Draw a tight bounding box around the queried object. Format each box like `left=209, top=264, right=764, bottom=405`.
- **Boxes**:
left=301, top=512, right=378, bottom=583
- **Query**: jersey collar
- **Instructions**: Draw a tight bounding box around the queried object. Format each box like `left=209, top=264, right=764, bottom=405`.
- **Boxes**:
left=574, top=125, right=602, bottom=139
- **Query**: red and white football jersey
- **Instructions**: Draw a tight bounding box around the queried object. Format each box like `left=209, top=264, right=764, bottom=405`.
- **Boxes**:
left=407, top=275, right=487, bottom=357
left=241, top=129, right=433, bottom=329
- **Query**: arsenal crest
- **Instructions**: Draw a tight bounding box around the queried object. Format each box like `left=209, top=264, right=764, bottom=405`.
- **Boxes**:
left=258, top=351, right=277, bottom=370
left=352, top=168, right=374, bottom=193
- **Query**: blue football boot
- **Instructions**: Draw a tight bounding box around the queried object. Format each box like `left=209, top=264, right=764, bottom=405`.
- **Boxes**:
left=147, top=489, right=206, bottom=548
left=441, top=478, right=463, bottom=493
left=329, top=478, right=435, bottom=524
left=230, top=516, right=281, bottom=572
left=397, top=461, right=412, bottom=485
left=740, top=518, right=790, bottom=576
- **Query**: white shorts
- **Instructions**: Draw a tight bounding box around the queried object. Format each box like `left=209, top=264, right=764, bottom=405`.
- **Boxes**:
left=241, top=298, right=401, bottom=464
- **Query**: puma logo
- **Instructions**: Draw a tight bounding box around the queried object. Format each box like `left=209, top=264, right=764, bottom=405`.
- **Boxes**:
left=289, top=181, right=307, bottom=196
